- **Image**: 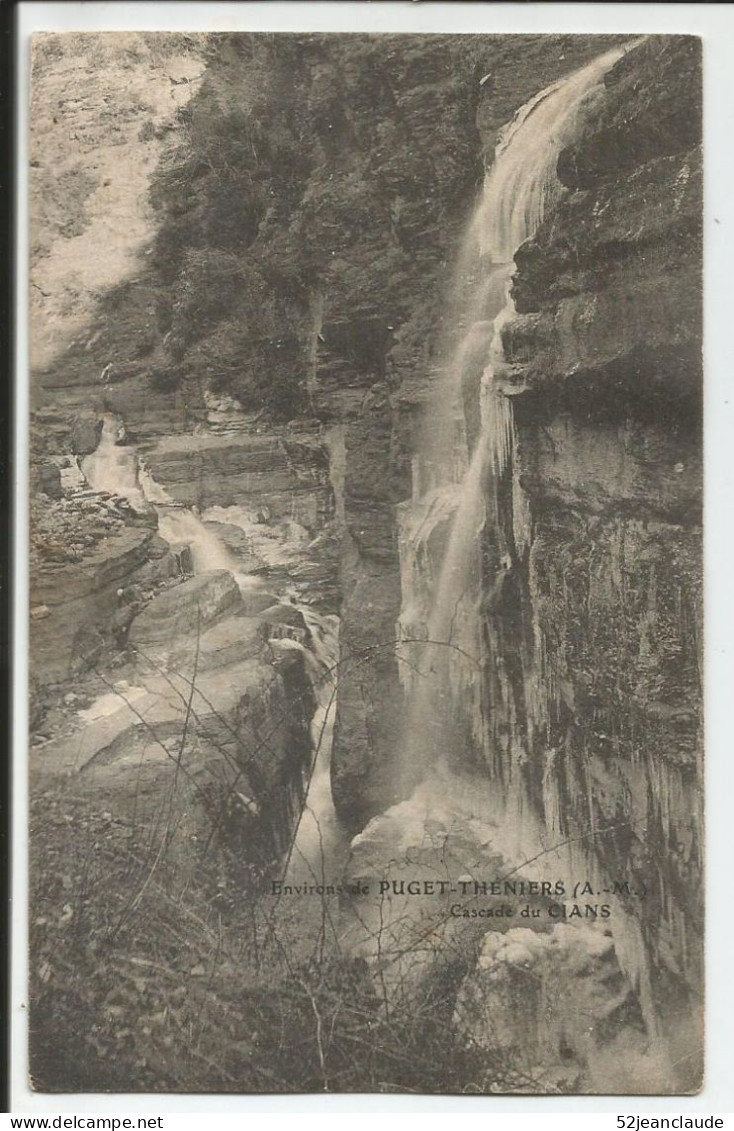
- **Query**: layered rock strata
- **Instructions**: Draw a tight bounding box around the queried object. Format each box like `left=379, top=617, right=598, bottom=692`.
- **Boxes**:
left=473, top=36, right=703, bottom=1059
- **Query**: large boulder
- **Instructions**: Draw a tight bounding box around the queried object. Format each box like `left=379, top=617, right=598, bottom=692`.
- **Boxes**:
left=70, top=413, right=103, bottom=456
left=31, top=647, right=314, bottom=863
left=38, top=461, right=63, bottom=499
left=30, top=527, right=155, bottom=685
left=166, top=615, right=266, bottom=674
left=340, top=777, right=509, bottom=998
left=142, top=431, right=332, bottom=526
left=128, top=570, right=244, bottom=650
left=239, top=587, right=280, bottom=616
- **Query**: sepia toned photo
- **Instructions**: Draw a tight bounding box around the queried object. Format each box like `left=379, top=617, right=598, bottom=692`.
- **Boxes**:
left=27, top=30, right=703, bottom=1095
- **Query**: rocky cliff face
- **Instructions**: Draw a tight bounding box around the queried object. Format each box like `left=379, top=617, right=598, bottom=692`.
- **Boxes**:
left=28, top=34, right=336, bottom=898
left=30, top=501, right=181, bottom=687
left=32, top=562, right=315, bottom=861
left=30, top=32, right=206, bottom=378
left=143, top=430, right=332, bottom=522
left=475, top=36, right=703, bottom=1061
left=328, top=36, right=703, bottom=1089
left=301, top=35, right=627, bottom=831
left=29, top=32, right=210, bottom=690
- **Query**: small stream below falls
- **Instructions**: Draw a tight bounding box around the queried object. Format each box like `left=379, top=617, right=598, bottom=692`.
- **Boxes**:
left=82, top=413, right=347, bottom=890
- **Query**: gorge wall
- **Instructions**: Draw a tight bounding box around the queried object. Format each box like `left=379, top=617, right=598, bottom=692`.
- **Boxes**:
left=337, top=36, right=703, bottom=1066
left=492, top=37, right=703, bottom=1031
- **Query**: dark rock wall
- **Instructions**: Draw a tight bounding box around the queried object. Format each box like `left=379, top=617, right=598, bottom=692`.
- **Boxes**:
left=143, top=431, right=333, bottom=526
left=478, top=37, right=703, bottom=1015
left=32, top=37, right=624, bottom=807
left=305, top=35, right=627, bottom=831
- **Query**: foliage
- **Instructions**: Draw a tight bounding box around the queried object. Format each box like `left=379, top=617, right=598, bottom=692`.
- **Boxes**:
left=38, top=32, right=620, bottom=417
left=139, top=33, right=625, bottom=420
left=139, top=33, right=492, bottom=419
left=29, top=641, right=506, bottom=1095
left=29, top=797, right=495, bottom=1095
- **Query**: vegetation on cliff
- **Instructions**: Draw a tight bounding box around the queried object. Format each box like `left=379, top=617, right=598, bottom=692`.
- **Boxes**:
left=36, top=33, right=621, bottom=424
left=29, top=659, right=507, bottom=1095
left=144, top=34, right=629, bottom=419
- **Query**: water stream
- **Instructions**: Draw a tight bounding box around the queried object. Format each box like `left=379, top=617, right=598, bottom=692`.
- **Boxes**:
left=386, top=41, right=674, bottom=1065
left=398, top=43, right=631, bottom=786
left=82, top=413, right=344, bottom=881
left=73, top=37, right=696, bottom=1087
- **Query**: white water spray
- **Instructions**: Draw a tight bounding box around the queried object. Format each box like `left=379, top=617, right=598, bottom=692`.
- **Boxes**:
left=388, top=41, right=674, bottom=1067
left=399, top=42, right=632, bottom=785
left=83, top=414, right=262, bottom=588
left=284, top=609, right=346, bottom=888
left=82, top=416, right=147, bottom=508
left=473, top=43, right=633, bottom=261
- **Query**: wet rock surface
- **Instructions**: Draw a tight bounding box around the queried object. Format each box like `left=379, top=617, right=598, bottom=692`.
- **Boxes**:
left=329, top=36, right=703, bottom=1092
left=330, top=397, right=406, bottom=830
left=127, top=569, right=244, bottom=649
left=32, top=640, right=314, bottom=870
left=467, top=37, right=703, bottom=1068
left=143, top=431, right=333, bottom=527
left=70, top=413, right=103, bottom=456
left=31, top=522, right=169, bottom=685
left=454, top=924, right=657, bottom=1094
left=505, top=38, right=701, bottom=407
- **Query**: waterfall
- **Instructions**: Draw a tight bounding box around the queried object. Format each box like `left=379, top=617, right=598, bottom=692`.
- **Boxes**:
left=284, top=609, right=346, bottom=888
left=472, top=43, right=632, bottom=262
left=84, top=413, right=260, bottom=587
left=386, top=39, right=678, bottom=1064
left=83, top=411, right=344, bottom=880
left=157, top=508, right=242, bottom=577
left=398, top=42, right=631, bottom=790
left=81, top=415, right=148, bottom=508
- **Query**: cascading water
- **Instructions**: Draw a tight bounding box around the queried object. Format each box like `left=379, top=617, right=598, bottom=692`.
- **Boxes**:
left=83, top=412, right=344, bottom=881
left=398, top=41, right=631, bottom=787
left=82, top=416, right=148, bottom=509
left=471, top=45, right=628, bottom=261
left=283, top=608, right=346, bottom=888
left=84, top=414, right=264, bottom=591
left=389, top=41, right=674, bottom=1068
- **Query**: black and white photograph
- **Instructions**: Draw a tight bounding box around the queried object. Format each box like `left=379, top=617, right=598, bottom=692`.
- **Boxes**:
left=24, top=22, right=704, bottom=1098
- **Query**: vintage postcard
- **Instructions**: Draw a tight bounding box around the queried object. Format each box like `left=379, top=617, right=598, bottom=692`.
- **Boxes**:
left=26, top=28, right=703, bottom=1095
